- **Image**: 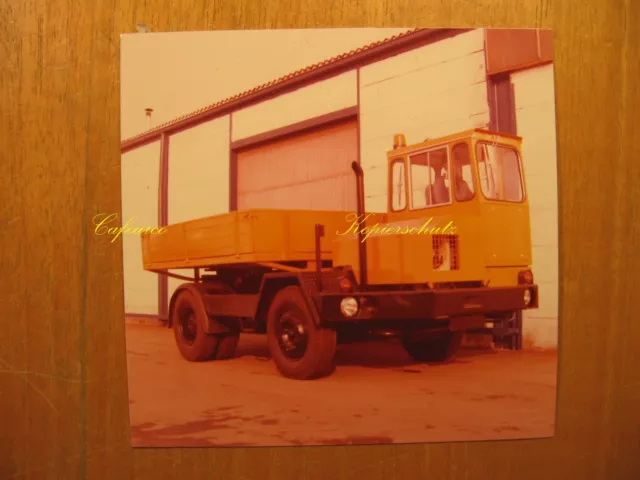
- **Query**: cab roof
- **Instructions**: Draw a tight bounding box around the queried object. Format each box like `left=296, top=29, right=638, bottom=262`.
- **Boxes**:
left=387, top=128, right=522, bottom=157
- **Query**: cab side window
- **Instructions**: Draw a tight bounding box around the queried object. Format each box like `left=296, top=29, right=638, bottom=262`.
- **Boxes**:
left=390, top=159, right=406, bottom=211
left=409, top=147, right=451, bottom=209
left=452, top=143, right=475, bottom=202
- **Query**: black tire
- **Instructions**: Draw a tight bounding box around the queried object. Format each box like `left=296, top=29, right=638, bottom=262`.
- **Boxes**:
left=172, top=287, right=220, bottom=362
left=267, top=286, right=337, bottom=380
left=402, top=331, right=463, bottom=362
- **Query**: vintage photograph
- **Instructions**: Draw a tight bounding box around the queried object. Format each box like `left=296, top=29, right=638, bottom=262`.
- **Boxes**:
left=120, top=27, right=559, bottom=447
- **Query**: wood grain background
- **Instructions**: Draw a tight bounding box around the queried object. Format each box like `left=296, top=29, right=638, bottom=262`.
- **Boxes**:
left=1, top=0, right=639, bottom=478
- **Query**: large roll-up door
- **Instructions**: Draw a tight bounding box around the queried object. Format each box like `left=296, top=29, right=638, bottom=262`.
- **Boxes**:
left=236, top=119, right=358, bottom=211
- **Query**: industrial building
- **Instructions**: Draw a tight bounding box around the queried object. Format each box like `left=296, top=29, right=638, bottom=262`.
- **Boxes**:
left=120, top=27, right=558, bottom=347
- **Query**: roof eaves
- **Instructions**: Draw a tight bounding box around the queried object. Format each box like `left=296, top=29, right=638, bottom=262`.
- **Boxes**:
left=121, top=27, right=443, bottom=152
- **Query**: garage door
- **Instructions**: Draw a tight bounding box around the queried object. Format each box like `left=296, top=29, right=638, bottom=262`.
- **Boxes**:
left=237, top=120, right=358, bottom=211
left=511, top=63, right=559, bottom=348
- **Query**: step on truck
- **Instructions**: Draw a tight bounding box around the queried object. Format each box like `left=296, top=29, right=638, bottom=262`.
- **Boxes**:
left=140, top=128, right=539, bottom=380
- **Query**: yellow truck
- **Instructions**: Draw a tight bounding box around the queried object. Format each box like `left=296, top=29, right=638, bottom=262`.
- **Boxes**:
left=141, top=128, right=539, bottom=380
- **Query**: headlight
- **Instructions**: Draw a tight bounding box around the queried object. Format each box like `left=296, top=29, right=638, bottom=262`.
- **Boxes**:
left=340, top=297, right=359, bottom=317
left=523, top=289, right=532, bottom=306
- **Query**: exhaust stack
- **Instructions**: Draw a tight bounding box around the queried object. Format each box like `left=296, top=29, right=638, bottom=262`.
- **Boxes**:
left=351, top=161, right=368, bottom=291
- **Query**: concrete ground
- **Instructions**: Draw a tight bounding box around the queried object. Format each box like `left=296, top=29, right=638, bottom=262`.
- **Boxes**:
left=125, top=323, right=557, bottom=447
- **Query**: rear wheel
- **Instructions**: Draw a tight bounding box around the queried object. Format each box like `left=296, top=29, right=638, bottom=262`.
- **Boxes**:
left=172, top=287, right=219, bottom=362
left=267, top=286, right=337, bottom=380
left=402, top=331, right=463, bottom=362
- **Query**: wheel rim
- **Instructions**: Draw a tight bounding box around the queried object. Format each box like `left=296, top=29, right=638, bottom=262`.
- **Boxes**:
left=276, top=311, right=308, bottom=360
left=178, top=307, right=198, bottom=345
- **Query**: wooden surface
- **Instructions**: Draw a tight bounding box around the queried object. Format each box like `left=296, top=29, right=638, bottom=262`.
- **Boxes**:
left=1, top=0, right=639, bottom=478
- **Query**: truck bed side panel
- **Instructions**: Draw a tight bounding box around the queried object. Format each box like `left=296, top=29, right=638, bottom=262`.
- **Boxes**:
left=141, top=209, right=387, bottom=271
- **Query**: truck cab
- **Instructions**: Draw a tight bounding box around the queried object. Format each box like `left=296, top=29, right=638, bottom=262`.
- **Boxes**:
left=390, top=129, right=532, bottom=277
left=333, top=128, right=535, bottom=290
left=326, top=128, right=537, bottom=359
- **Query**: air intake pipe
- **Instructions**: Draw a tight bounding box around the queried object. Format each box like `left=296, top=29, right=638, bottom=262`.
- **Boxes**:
left=351, top=161, right=368, bottom=291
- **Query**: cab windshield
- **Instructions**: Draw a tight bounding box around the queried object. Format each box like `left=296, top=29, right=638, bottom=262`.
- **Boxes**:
left=475, top=142, right=524, bottom=202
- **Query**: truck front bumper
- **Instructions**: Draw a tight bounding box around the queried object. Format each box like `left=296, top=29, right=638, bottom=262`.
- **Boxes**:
left=312, top=285, right=538, bottom=323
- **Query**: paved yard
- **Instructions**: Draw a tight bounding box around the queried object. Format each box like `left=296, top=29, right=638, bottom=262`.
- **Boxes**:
left=125, top=323, right=557, bottom=447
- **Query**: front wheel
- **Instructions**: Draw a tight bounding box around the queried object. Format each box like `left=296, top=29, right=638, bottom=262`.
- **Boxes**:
left=402, top=331, right=463, bottom=363
left=267, top=286, right=337, bottom=380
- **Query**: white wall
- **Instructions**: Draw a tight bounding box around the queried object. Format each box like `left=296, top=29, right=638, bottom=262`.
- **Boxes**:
left=359, top=29, right=489, bottom=212
left=167, top=116, right=231, bottom=300
left=231, top=71, right=357, bottom=141
left=511, top=63, right=559, bottom=348
left=121, top=141, right=161, bottom=315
